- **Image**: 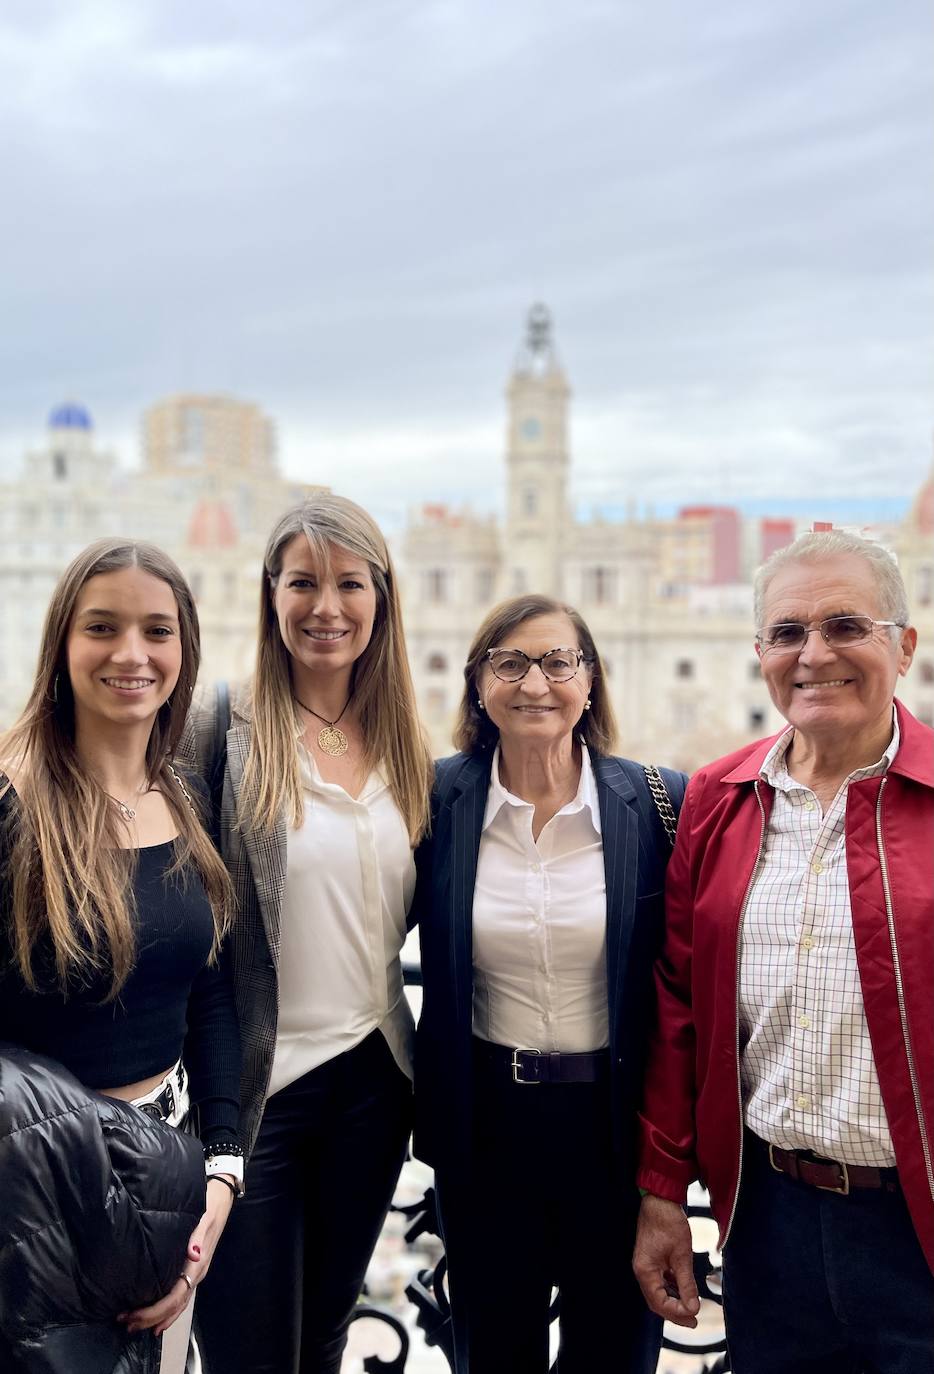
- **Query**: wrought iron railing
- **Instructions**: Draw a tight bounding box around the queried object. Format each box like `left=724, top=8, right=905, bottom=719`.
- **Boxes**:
left=346, top=963, right=729, bottom=1373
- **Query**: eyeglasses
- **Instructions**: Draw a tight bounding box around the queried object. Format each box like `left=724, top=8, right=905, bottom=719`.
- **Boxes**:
left=755, top=615, right=905, bottom=655
left=485, top=647, right=588, bottom=683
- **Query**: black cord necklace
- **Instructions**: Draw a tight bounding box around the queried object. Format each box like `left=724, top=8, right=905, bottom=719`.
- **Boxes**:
left=294, top=693, right=353, bottom=757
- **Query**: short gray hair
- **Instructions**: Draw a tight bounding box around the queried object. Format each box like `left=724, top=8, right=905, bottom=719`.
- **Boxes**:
left=754, top=530, right=909, bottom=628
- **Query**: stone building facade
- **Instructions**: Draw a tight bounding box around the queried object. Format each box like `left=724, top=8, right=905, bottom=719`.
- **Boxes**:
left=401, top=308, right=934, bottom=769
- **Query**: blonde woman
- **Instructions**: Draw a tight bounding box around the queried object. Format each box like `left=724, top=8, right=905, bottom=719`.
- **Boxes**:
left=188, top=496, right=432, bottom=1374
left=0, top=539, right=239, bottom=1374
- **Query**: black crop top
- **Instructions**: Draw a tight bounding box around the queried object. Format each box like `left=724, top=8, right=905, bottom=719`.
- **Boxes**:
left=0, top=789, right=241, bottom=1147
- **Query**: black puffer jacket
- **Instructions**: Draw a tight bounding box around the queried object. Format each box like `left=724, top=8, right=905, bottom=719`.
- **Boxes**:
left=0, top=1044, right=206, bottom=1374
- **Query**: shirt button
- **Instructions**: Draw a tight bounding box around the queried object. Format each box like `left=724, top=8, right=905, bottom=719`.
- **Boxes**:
left=811, top=861, right=823, bottom=875
left=804, top=801, right=816, bottom=811
left=798, top=1015, right=811, bottom=1029
left=801, top=936, right=814, bottom=950
left=796, top=1094, right=810, bottom=1109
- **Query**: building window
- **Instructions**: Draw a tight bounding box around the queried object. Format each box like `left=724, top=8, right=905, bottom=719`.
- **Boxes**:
left=425, top=569, right=448, bottom=604
left=53, top=452, right=67, bottom=480
left=585, top=566, right=617, bottom=605
left=749, top=661, right=761, bottom=680
left=476, top=568, right=495, bottom=604
left=427, top=652, right=447, bottom=673
left=675, top=658, right=694, bottom=680
left=749, top=708, right=766, bottom=730
left=919, top=567, right=933, bottom=607
left=522, top=485, right=538, bottom=516
left=920, top=660, right=934, bottom=685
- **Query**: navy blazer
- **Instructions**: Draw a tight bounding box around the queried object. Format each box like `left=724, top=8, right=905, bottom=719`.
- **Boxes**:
left=413, top=749, right=686, bottom=1189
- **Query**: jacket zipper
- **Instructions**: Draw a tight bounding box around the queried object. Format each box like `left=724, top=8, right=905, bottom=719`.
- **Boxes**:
left=875, top=776, right=934, bottom=1200
left=722, top=779, right=768, bottom=1248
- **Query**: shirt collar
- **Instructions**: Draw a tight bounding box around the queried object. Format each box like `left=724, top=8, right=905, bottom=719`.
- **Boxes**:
left=482, top=742, right=602, bottom=835
left=760, top=707, right=901, bottom=793
left=298, top=747, right=386, bottom=801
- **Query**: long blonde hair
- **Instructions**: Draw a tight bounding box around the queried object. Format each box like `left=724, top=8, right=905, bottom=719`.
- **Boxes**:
left=0, top=539, right=233, bottom=999
left=241, top=495, right=432, bottom=845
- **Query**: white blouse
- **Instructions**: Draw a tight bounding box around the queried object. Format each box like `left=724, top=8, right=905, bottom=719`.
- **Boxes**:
left=268, top=750, right=415, bottom=1097
left=471, top=745, right=609, bottom=1053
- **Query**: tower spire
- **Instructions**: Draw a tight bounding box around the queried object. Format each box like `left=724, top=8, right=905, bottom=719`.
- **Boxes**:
left=516, top=302, right=558, bottom=375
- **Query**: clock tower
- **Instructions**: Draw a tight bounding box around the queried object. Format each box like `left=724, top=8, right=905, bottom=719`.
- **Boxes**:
left=503, top=304, right=571, bottom=598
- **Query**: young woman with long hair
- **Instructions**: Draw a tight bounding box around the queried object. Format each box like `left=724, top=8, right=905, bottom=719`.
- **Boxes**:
left=188, top=495, right=433, bottom=1374
left=0, top=538, right=240, bottom=1374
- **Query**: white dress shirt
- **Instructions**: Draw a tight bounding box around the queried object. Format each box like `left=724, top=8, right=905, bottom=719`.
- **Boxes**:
left=738, top=716, right=900, bottom=1165
left=268, top=750, right=415, bottom=1097
left=471, top=744, right=608, bottom=1052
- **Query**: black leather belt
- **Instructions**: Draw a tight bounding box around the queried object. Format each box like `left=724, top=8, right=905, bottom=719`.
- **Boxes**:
left=752, top=1133, right=900, bottom=1195
left=472, top=1038, right=609, bottom=1085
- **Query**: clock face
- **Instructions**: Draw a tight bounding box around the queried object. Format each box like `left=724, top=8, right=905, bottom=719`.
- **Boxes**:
left=521, top=417, right=541, bottom=440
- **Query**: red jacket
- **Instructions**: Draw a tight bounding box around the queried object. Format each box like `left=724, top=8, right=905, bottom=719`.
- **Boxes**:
left=637, top=700, right=934, bottom=1272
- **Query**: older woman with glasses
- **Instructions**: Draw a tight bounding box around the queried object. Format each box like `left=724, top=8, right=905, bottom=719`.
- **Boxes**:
left=413, top=594, right=686, bottom=1374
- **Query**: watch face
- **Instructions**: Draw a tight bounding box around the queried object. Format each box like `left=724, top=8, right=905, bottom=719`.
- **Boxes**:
left=521, top=417, right=541, bottom=440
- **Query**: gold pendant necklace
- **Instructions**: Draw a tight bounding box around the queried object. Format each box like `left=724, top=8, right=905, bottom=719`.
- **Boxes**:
left=294, top=693, right=352, bottom=758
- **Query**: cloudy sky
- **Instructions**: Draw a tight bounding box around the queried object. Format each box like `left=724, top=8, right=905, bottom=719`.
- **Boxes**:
left=1, top=0, right=930, bottom=530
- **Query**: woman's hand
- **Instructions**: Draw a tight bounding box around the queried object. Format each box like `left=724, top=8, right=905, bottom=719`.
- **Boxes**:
left=118, top=1176, right=236, bottom=1336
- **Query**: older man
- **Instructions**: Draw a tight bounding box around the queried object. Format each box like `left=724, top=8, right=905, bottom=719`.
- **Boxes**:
left=633, top=530, right=933, bottom=1374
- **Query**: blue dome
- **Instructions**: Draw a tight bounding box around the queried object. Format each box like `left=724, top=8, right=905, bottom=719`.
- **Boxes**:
left=48, top=401, right=92, bottom=430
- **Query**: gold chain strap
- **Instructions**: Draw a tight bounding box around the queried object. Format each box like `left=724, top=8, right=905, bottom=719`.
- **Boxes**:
left=168, top=762, right=198, bottom=817
left=643, top=764, right=678, bottom=848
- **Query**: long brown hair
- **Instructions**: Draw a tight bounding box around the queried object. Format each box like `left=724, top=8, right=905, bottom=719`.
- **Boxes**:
left=240, top=495, right=432, bottom=845
left=453, top=594, right=618, bottom=756
left=0, top=538, right=232, bottom=998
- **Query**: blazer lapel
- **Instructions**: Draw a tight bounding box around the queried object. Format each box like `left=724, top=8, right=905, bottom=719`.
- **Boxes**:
left=227, top=722, right=288, bottom=967
left=446, top=755, right=492, bottom=1035
left=594, top=756, right=640, bottom=1044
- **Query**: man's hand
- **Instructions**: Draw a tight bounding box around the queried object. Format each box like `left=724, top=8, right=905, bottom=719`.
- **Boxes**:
left=632, top=1193, right=700, bottom=1328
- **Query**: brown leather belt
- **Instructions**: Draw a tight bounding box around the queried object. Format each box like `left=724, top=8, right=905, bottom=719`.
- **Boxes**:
left=472, top=1037, right=609, bottom=1085
left=758, top=1136, right=900, bottom=1196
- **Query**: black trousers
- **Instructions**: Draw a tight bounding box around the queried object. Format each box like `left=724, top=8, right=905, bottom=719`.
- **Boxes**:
left=197, top=1029, right=411, bottom=1374
left=723, top=1133, right=934, bottom=1374
left=436, top=1044, right=661, bottom=1374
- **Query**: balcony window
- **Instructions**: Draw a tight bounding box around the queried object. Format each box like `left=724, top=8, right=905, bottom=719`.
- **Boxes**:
left=676, top=658, right=694, bottom=680
left=425, top=569, right=448, bottom=604
left=476, top=568, right=495, bottom=604
left=427, top=652, right=447, bottom=673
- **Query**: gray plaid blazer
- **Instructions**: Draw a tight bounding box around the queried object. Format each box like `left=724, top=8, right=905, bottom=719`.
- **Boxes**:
left=179, top=688, right=286, bottom=1157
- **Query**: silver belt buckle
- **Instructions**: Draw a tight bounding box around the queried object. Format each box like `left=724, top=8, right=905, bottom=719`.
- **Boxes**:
left=511, top=1047, right=542, bottom=1084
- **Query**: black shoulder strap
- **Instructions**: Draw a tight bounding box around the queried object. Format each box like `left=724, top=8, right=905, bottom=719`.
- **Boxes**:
left=210, top=682, right=231, bottom=837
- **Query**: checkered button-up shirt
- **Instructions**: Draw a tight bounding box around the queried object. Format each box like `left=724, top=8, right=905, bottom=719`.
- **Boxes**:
left=738, top=717, right=900, bottom=1166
